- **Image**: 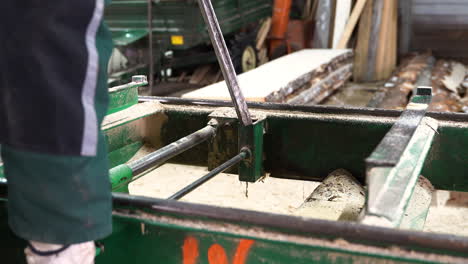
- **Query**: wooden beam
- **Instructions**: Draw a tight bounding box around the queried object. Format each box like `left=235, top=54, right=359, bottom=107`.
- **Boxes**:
left=353, top=0, right=374, bottom=81
left=182, top=49, right=353, bottom=103
left=336, top=0, right=368, bottom=49
left=332, top=0, right=352, bottom=48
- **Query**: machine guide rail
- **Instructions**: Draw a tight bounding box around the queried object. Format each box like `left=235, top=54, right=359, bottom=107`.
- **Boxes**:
left=363, top=87, right=438, bottom=227
left=366, top=87, right=433, bottom=167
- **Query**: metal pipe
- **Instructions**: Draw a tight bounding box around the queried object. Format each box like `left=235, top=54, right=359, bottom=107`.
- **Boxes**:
left=110, top=124, right=218, bottom=191
left=130, top=124, right=217, bottom=175
left=196, top=0, right=253, bottom=126
left=147, top=0, right=154, bottom=91
left=168, top=150, right=247, bottom=200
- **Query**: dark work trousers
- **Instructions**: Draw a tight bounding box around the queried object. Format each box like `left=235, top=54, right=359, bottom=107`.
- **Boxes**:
left=0, top=0, right=113, bottom=244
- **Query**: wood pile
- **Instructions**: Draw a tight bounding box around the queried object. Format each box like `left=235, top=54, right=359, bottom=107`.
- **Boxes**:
left=429, top=60, right=465, bottom=112
left=182, top=49, right=353, bottom=104
left=373, top=53, right=433, bottom=110
left=369, top=52, right=468, bottom=113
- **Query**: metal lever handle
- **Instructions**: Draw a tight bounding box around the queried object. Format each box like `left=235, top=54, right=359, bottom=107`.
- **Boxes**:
left=197, top=0, right=253, bottom=126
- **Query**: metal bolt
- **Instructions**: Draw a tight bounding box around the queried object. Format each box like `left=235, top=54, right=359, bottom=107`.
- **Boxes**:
left=132, top=75, right=148, bottom=84
left=416, top=86, right=432, bottom=96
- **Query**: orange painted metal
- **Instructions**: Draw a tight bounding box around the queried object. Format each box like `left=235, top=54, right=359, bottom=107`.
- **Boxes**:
left=269, top=0, right=292, bottom=56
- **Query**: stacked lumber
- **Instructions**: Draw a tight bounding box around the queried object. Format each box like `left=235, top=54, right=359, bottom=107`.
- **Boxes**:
left=354, top=0, right=397, bottom=82
left=182, top=49, right=353, bottom=104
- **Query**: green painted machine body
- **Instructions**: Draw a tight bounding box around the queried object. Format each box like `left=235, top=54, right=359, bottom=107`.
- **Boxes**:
left=107, top=76, right=147, bottom=114
left=104, top=0, right=272, bottom=85
left=105, top=0, right=272, bottom=49
left=1, top=85, right=468, bottom=262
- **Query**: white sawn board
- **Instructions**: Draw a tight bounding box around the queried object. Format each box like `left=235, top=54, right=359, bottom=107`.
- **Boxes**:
left=182, top=49, right=352, bottom=102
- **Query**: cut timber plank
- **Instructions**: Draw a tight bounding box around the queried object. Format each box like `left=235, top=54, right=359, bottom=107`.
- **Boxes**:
left=353, top=0, right=374, bottom=81
left=287, top=64, right=353, bottom=105
left=332, top=0, right=351, bottom=48
left=336, top=0, right=367, bottom=49
left=256, top=18, right=272, bottom=50
left=182, top=49, right=353, bottom=102
left=375, top=0, right=398, bottom=80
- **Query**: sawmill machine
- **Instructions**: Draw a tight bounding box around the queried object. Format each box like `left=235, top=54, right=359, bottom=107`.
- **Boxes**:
left=1, top=0, right=468, bottom=263
left=105, top=0, right=272, bottom=87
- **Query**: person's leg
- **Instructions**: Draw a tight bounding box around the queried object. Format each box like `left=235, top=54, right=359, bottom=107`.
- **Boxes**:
left=1, top=0, right=113, bottom=262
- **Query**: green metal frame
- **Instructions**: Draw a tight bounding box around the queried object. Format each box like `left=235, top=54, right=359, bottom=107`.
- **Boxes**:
left=1, top=89, right=468, bottom=262
left=105, top=0, right=272, bottom=49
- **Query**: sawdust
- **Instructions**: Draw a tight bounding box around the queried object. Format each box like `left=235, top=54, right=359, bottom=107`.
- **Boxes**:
left=129, top=162, right=468, bottom=239
left=424, top=205, right=468, bottom=237
left=102, top=101, right=164, bottom=130
left=129, top=163, right=320, bottom=215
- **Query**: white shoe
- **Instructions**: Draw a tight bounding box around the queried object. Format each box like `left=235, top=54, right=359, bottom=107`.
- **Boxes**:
left=25, top=241, right=95, bottom=264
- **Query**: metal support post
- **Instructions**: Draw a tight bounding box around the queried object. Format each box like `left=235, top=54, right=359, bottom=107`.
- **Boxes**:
left=147, top=0, right=154, bottom=92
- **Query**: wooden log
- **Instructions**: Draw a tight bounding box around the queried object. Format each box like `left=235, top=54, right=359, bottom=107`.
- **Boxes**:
left=295, top=169, right=365, bottom=221
left=398, top=176, right=434, bottom=230
left=442, top=62, right=466, bottom=94
left=377, top=54, right=433, bottom=110
left=287, top=64, right=353, bottom=105
left=362, top=175, right=434, bottom=230
left=429, top=60, right=464, bottom=112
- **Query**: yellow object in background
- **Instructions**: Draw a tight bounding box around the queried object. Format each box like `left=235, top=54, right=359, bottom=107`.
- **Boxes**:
left=171, top=35, right=184, bottom=45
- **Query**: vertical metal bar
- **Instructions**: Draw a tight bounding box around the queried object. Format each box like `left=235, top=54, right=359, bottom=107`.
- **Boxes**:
left=197, top=0, right=253, bottom=126
left=147, top=0, right=154, bottom=92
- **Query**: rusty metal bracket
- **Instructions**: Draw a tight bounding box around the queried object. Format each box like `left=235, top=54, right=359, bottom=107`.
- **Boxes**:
left=209, top=108, right=266, bottom=182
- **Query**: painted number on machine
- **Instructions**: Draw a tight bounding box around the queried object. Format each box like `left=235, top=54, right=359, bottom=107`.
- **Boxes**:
left=183, top=236, right=254, bottom=264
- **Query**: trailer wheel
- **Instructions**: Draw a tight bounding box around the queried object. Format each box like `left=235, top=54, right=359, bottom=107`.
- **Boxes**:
left=229, top=32, right=258, bottom=74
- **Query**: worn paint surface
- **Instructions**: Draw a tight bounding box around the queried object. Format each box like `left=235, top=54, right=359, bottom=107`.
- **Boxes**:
left=91, top=209, right=468, bottom=264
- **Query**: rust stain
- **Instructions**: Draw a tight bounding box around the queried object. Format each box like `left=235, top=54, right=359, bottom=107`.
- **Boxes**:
left=183, top=236, right=199, bottom=264
left=233, top=239, right=255, bottom=264
left=208, top=244, right=229, bottom=264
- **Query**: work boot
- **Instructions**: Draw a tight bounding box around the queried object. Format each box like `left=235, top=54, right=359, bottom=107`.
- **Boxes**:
left=25, top=241, right=95, bottom=264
